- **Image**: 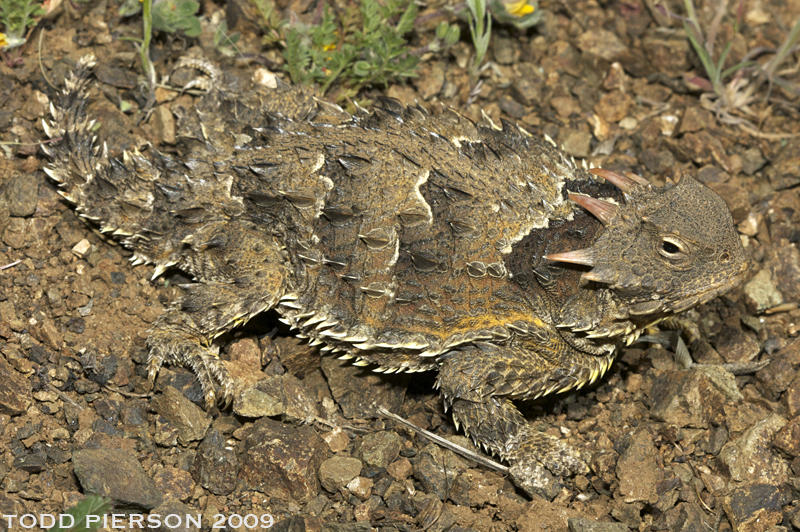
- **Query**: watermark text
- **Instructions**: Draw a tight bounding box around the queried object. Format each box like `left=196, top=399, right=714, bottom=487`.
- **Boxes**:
left=2, top=513, right=275, bottom=529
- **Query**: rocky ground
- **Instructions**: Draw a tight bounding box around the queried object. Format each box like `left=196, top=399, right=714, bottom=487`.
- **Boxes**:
left=1, top=0, right=800, bottom=531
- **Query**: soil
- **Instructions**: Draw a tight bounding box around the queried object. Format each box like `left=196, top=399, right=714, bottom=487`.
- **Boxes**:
left=1, top=0, right=800, bottom=531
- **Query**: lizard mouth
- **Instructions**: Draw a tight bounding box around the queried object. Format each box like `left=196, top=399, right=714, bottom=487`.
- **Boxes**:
left=661, top=260, right=750, bottom=314
left=616, top=270, right=748, bottom=347
left=624, top=259, right=749, bottom=318
left=570, top=261, right=750, bottom=346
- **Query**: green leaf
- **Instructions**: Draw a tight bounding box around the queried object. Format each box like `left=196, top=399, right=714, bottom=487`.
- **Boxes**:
left=118, top=0, right=142, bottom=17
left=177, top=0, right=198, bottom=17
left=444, top=24, right=460, bottom=46
left=151, top=0, right=201, bottom=36
left=183, top=16, right=201, bottom=36
left=395, top=0, right=416, bottom=34
left=435, top=21, right=448, bottom=40
left=353, top=60, right=371, bottom=76
left=51, top=495, right=113, bottom=532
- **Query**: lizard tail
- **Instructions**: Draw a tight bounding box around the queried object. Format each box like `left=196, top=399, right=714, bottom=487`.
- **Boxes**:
left=41, top=54, right=186, bottom=275
left=42, top=53, right=101, bottom=210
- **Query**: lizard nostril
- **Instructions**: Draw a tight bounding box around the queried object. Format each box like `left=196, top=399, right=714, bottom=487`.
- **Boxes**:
left=719, top=251, right=730, bottom=263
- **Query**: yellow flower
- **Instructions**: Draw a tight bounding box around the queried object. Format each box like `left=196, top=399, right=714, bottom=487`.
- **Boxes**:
left=489, top=0, right=540, bottom=28
left=0, top=33, right=8, bottom=48
left=504, top=0, right=534, bottom=17
left=322, top=31, right=338, bottom=52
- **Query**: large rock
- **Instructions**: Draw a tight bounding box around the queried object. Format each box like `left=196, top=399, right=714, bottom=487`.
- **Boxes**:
left=193, top=430, right=239, bottom=495
left=5, top=173, right=40, bottom=217
left=239, top=417, right=325, bottom=503
left=722, top=484, right=792, bottom=532
left=321, top=357, right=407, bottom=419
left=233, top=374, right=317, bottom=422
left=318, top=456, right=362, bottom=492
left=151, top=385, right=211, bottom=445
left=649, top=366, right=741, bottom=428
left=72, top=448, right=163, bottom=509
left=0, top=355, right=32, bottom=416
left=767, top=140, right=800, bottom=190
left=616, top=427, right=659, bottom=504
left=719, top=413, right=789, bottom=485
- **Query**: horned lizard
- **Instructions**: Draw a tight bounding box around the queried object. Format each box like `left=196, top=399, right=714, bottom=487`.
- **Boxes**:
left=43, top=54, right=750, bottom=496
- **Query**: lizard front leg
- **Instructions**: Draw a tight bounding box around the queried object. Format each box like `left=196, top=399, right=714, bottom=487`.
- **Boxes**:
left=437, top=335, right=612, bottom=498
left=147, top=221, right=291, bottom=407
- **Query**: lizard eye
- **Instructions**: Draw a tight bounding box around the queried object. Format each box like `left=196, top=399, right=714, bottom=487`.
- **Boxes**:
left=661, top=241, right=679, bottom=254
left=657, top=236, right=687, bottom=260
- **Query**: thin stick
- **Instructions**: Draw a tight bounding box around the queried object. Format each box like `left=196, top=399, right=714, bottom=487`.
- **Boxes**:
left=48, top=384, right=85, bottom=409
left=377, top=406, right=508, bottom=473
left=0, top=260, right=23, bottom=270
left=104, top=384, right=153, bottom=400
left=38, top=29, right=56, bottom=90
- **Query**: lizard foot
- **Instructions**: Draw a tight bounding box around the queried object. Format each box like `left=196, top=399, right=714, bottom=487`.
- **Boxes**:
left=506, top=430, right=588, bottom=499
left=147, top=309, right=235, bottom=409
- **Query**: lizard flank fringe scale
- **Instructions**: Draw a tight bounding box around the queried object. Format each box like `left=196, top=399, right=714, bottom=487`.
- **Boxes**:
left=43, top=54, right=751, bottom=496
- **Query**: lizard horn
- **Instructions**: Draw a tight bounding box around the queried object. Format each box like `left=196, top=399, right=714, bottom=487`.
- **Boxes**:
left=581, top=267, right=617, bottom=284
left=546, top=249, right=596, bottom=266
left=590, top=168, right=647, bottom=193
left=568, top=193, right=618, bottom=225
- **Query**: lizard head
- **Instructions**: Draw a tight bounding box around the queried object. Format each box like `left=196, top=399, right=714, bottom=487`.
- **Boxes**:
left=547, top=168, right=751, bottom=322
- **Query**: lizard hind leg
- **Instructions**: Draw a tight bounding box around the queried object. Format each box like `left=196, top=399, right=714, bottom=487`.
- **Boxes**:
left=146, top=221, right=291, bottom=408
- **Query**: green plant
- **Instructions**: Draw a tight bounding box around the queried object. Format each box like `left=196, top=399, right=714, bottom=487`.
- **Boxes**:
left=119, top=0, right=206, bottom=116
left=116, top=0, right=158, bottom=114
left=52, top=495, right=113, bottom=532
left=760, top=16, right=800, bottom=92
left=152, top=0, right=202, bottom=37
left=121, top=0, right=203, bottom=37
left=282, top=0, right=419, bottom=100
left=675, top=0, right=753, bottom=101
left=657, top=0, right=800, bottom=137
left=0, top=0, right=44, bottom=51
left=487, top=0, right=540, bottom=29
left=465, top=0, right=490, bottom=87
left=429, top=20, right=461, bottom=53
left=139, top=0, right=157, bottom=115
left=251, top=0, right=284, bottom=45
left=213, top=20, right=241, bottom=57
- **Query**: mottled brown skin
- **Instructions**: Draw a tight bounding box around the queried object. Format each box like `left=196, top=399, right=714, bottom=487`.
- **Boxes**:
left=44, top=55, right=750, bottom=496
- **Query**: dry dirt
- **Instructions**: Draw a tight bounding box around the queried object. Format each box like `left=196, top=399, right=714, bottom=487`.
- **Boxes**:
left=1, top=1, right=800, bottom=531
